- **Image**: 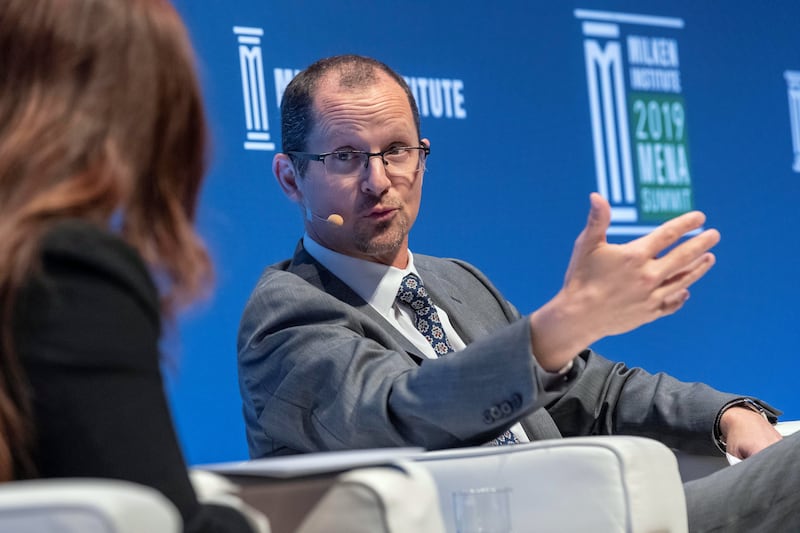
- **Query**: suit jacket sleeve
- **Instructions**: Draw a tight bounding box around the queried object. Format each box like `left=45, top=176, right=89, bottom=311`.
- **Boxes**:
left=446, top=258, right=774, bottom=456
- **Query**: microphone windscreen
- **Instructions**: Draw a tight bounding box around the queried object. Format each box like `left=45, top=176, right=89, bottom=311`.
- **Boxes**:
left=326, top=214, right=344, bottom=226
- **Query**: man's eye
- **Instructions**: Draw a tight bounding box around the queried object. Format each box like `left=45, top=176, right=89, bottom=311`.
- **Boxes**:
left=332, top=152, right=359, bottom=162
left=385, top=147, right=411, bottom=161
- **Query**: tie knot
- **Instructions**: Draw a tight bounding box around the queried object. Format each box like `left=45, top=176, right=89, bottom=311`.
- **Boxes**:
left=397, top=273, right=429, bottom=305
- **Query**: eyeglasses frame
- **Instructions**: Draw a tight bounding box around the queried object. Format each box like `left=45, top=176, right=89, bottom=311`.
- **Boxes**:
left=287, top=144, right=430, bottom=176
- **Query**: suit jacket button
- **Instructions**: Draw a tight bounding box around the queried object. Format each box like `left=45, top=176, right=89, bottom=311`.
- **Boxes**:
left=511, top=393, right=522, bottom=409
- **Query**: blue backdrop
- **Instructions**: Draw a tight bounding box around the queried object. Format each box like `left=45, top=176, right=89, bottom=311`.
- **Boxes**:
left=167, top=0, right=800, bottom=465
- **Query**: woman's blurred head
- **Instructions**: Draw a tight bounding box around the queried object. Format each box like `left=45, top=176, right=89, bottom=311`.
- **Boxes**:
left=0, top=0, right=211, bottom=309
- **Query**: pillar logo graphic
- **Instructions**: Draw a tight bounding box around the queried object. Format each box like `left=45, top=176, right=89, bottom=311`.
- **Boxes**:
left=234, top=27, right=275, bottom=151
left=785, top=71, right=800, bottom=173
left=576, top=10, right=693, bottom=235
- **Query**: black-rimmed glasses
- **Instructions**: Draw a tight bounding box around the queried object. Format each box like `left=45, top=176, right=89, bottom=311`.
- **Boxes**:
left=288, top=144, right=430, bottom=178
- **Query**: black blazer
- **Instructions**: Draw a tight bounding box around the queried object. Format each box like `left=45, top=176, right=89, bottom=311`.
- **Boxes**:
left=14, top=220, right=252, bottom=533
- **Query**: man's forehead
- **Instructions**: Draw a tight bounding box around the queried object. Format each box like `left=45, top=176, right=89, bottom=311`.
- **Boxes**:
left=310, top=71, right=411, bottom=125
left=314, top=69, right=399, bottom=101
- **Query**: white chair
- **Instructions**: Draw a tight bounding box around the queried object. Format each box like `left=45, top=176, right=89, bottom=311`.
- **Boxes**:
left=415, top=436, right=687, bottom=533
left=0, top=470, right=273, bottom=533
left=0, top=478, right=181, bottom=533
left=199, top=422, right=800, bottom=533
left=410, top=422, right=800, bottom=532
left=190, top=469, right=271, bottom=532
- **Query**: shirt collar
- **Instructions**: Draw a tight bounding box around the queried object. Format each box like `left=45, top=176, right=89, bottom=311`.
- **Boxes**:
left=303, top=234, right=418, bottom=315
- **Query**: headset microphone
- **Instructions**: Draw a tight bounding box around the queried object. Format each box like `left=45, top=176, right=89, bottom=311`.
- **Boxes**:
left=309, top=212, right=344, bottom=226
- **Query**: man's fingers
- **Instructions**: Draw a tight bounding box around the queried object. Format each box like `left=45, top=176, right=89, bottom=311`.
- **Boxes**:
left=658, top=229, right=721, bottom=278
left=639, top=210, right=708, bottom=258
left=656, top=252, right=717, bottom=301
left=664, top=252, right=715, bottom=284
left=659, top=289, right=690, bottom=315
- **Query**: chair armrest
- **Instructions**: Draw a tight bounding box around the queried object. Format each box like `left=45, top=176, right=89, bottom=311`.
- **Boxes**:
left=189, top=469, right=271, bottom=533
left=776, top=420, right=800, bottom=436
left=295, top=461, right=446, bottom=533
left=0, top=478, right=181, bottom=533
left=415, top=436, right=687, bottom=533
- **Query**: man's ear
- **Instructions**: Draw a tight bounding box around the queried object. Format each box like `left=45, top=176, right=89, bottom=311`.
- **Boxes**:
left=274, top=153, right=303, bottom=204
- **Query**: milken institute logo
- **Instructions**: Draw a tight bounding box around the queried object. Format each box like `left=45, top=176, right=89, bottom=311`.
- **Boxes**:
left=576, top=9, right=694, bottom=236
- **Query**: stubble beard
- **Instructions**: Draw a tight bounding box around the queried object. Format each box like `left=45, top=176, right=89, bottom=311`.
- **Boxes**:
left=353, top=212, right=409, bottom=259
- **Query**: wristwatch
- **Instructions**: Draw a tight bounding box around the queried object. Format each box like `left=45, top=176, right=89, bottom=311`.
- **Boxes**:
left=713, top=398, right=771, bottom=453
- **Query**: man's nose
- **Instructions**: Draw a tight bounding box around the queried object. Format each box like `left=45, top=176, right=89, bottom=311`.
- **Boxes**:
left=361, top=156, right=391, bottom=196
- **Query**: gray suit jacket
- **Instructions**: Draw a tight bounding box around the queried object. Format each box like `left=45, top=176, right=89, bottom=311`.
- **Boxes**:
left=238, top=241, right=745, bottom=458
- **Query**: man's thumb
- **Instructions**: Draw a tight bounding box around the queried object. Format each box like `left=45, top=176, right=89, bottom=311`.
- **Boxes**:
left=582, top=192, right=611, bottom=243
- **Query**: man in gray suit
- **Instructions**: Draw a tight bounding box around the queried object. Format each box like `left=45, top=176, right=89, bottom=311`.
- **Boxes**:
left=238, top=54, right=798, bottom=531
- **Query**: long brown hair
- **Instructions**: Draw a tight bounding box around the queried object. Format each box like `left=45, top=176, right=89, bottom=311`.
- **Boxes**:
left=0, top=0, right=212, bottom=481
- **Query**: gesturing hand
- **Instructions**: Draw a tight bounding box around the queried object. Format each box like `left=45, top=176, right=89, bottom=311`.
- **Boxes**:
left=563, top=192, right=721, bottom=337
left=529, top=193, right=721, bottom=371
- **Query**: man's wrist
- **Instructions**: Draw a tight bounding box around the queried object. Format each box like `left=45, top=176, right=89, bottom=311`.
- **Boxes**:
left=713, top=398, right=772, bottom=453
left=528, top=292, right=595, bottom=371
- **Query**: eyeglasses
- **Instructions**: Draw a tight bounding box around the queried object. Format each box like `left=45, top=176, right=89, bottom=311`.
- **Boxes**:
left=288, top=144, right=430, bottom=178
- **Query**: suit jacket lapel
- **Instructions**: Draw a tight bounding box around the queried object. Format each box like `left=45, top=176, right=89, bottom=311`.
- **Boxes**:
left=287, top=241, right=427, bottom=363
left=421, top=277, right=475, bottom=344
left=415, top=257, right=495, bottom=345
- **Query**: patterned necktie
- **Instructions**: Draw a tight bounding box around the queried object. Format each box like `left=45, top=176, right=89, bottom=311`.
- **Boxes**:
left=396, top=273, right=519, bottom=446
left=396, top=273, right=454, bottom=356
